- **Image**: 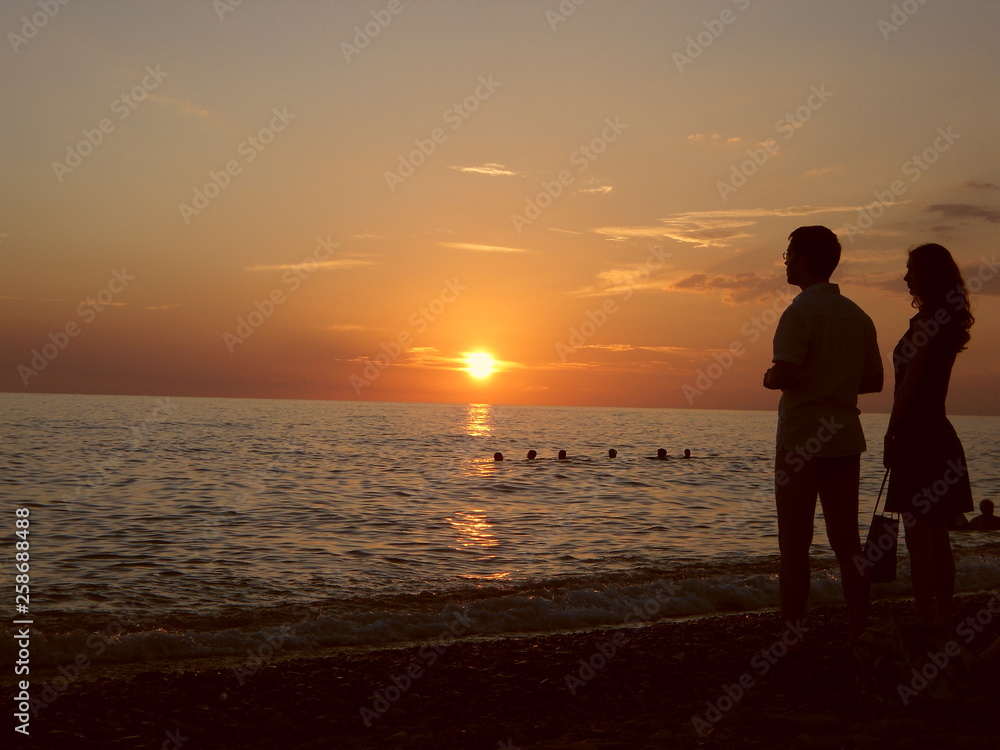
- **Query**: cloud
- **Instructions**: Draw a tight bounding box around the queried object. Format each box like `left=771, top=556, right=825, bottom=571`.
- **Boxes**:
left=143, top=304, right=182, bottom=311
left=244, top=259, right=373, bottom=272
left=576, top=185, right=613, bottom=194
left=670, top=271, right=788, bottom=304
left=852, top=259, right=1000, bottom=298
left=965, top=180, right=1000, bottom=191
left=146, top=94, right=216, bottom=122
left=925, top=203, right=1000, bottom=224
left=686, top=133, right=739, bottom=144
left=569, top=265, right=668, bottom=298
left=450, top=163, right=525, bottom=177
left=576, top=344, right=689, bottom=354
left=325, top=323, right=370, bottom=332
left=593, top=204, right=889, bottom=248
left=439, top=242, right=532, bottom=253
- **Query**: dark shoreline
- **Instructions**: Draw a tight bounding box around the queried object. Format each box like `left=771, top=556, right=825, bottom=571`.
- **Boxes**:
left=12, top=592, right=1000, bottom=749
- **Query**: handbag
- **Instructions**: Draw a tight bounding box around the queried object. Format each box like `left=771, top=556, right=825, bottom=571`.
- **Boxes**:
left=863, top=469, right=898, bottom=584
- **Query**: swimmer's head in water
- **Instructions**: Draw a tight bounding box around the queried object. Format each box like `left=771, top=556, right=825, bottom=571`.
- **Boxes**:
left=526, top=450, right=537, bottom=460
left=608, top=449, right=617, bottom=458
left=657, top=448, right=667, bottom=459
left=557, top=449, right=567, bottom=460
left=493, top=452, right=503, bottom=461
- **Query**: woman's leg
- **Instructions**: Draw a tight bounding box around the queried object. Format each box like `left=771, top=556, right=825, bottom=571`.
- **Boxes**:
left=929, top=518, right=956, bottom=627
left=904, top=518, right=935, bottom=623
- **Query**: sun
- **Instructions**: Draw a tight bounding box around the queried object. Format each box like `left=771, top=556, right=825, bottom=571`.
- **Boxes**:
left=464, top=352, right=496, bottom=379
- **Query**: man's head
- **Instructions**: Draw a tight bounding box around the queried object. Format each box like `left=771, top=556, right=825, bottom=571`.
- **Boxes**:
left=981, top=499, right=995, bottom=516
left=785, top=226, right=841, bottom=288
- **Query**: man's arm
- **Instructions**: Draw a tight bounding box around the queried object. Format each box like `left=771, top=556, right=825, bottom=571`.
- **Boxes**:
left=763, top=359, right=803, bottom=390
left=859, top=315, right=884, bottom=395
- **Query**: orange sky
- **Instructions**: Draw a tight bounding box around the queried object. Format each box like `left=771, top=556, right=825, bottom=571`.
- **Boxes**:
left=3, top=1, right=999, bottom=414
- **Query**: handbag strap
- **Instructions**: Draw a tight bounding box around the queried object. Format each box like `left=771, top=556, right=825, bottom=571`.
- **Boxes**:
left=870, top=467, right=891, bottom=522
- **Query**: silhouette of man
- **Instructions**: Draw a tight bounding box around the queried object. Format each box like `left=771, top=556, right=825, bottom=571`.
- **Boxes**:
left=493, top=452, right=504, bottom=462
left=645, top=448, right=669, bottom=460
left=608, top=449, right=618, bottom=458
left=763, top=226, right=883, bottom=642
left=526, top=450, right=538, bottom=460
left=967, top=499, right=1000, bottom=530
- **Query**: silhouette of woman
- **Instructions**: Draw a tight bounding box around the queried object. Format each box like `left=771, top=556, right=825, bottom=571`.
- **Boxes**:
left=883, top=243, right=974, bottom=626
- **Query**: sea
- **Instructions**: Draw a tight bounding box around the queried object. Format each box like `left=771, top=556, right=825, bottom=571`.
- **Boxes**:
left=2, top=393, right=999, bottom=671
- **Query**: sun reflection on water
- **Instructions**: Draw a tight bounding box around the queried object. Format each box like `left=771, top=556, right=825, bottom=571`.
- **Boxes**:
left=446, top=509, right=511, bottom=581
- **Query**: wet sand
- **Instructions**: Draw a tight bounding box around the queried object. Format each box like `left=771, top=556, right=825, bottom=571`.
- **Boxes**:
left=14, top=594, right=1000, bottom=749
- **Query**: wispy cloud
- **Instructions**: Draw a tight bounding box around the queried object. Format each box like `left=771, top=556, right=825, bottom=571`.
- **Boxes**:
left=594, top=204, right=891, bottom=248
left=576, top=344, right=689, bottom=354
left=965, top=180, right=1000, bottom=191
left=325, top=323, right=371, bottom=332
left=670, top=271, right=787, bottom=304
left=146, top=94, right=215, bottom=122
left=576, top=185, right=613, bottom=194
left=569, top=265, right=669, bottom=298
left=245, top=259, right=373, bottom=272
left=686, top=133, right=740, bottom=144
left=450, top=163, right=525, bottom=177
left=439, top=242, right=532, bottom=253
left=925, top=203, right=1000, bottom=224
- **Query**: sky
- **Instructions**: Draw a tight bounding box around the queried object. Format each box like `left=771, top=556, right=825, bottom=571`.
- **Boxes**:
left=2, top=0, right=999, bottom=414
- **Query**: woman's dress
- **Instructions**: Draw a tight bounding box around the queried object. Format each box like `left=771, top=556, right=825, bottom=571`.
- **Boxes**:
left=884, top=311, right=973, bottom=518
